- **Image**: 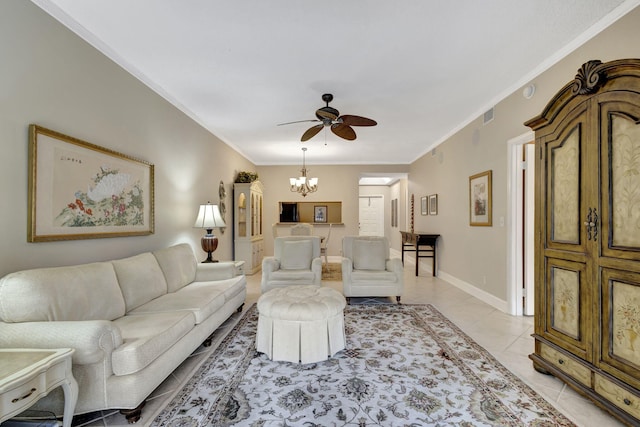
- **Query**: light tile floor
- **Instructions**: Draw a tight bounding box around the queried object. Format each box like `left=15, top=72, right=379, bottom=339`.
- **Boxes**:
left=63, top=258, right=625, bottom=427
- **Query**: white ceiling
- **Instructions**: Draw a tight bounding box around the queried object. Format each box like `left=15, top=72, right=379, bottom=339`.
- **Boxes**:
left=33, top=0, right=637, bottom=166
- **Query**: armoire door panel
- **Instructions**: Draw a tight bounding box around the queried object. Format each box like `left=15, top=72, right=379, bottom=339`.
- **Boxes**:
left=601, top=268, right=640, bottom=388
left=550, top=126, right=581, bottom=244
left=542, top=105, right=592, bottom=256
left=600, top=99, right=640, bottom=263
left=544, top=257, right=590, bottom=358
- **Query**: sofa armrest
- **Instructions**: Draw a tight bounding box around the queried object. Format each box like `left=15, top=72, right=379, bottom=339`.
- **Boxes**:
left=194, top=262, right=235, bottom=281
left=386, top=258, right=403, bottom=275
left=0, top=320, right=123, bottom=365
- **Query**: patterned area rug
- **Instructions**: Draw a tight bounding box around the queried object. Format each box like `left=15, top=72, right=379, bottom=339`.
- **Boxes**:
left=322, top=262, right=342, bottom=281
left=151, top=304, right=575, bottom=426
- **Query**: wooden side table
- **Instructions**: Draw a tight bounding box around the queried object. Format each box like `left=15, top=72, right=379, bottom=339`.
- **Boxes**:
left=0, top=348, right=78, bottom=427
left=400, top=231, right=440, bottom=276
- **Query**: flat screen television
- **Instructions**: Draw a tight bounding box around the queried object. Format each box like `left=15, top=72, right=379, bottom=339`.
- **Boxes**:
left=279, top=202, right=298, bottom=222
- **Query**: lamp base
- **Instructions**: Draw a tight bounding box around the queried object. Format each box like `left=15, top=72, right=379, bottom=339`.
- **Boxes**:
left=201, top=232, right=219, bottom=263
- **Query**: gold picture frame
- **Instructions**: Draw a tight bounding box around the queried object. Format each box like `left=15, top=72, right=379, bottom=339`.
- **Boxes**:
left=314, top=205, right=327, bottom=223
left=28, top=125, right=154, bottom=242
left=428, top=194, right=438, bottom=215
left=469, top=170, right=492, bottom=226
left=421, top=196, right=428, bottom=215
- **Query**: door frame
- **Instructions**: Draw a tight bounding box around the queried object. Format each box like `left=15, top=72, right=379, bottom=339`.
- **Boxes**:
left=506, top=131, right=535, bottom=316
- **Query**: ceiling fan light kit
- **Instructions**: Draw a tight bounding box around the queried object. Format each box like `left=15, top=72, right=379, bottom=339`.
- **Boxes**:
left=280, top=93, right=377, bottom=142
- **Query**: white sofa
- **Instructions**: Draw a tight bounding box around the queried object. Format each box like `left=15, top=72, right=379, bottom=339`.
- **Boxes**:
left=0, top=243, right=246, bottom=423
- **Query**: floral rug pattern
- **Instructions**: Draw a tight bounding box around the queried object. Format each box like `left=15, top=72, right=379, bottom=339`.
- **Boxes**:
left=151, top=304, right=574, bottom=426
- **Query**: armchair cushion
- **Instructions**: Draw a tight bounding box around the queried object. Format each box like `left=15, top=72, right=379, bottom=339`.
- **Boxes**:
left=280, top=239, right=313, bottom=270
left=353, top=239, right=386, bottom=270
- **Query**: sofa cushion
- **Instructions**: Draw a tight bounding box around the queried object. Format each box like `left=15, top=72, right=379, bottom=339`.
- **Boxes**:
left=129, top=282, right=225, bottom=324
left=353, top=239, right=387, bottom=270
left=112, top=253, right=168, bottom=312
left=153, top=244, right=197, bottom=293
left=280, top=240, right=312, bottom=270
left=0, top=262, right=125, bottom=322
left=111, top=310, right=195, bottom=376
left=129, top=276, right=245, bottom=324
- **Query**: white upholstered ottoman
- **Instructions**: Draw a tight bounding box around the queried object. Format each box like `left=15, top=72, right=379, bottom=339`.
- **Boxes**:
left=256, top=286, right=346, bottom=364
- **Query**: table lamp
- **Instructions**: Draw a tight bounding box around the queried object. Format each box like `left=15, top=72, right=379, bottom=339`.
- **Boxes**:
left=194, top=202, right=226, bottom=263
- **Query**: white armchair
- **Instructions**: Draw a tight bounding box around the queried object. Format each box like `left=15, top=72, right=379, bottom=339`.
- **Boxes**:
left=341, top=236, right=404, bottom=304
left=261, top=236, right=323, bottom=293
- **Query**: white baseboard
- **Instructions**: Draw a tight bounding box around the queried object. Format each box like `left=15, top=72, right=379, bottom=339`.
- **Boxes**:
left=436, top=269, right=509, bottom=313
left=403, top=254, right=509, bottom=313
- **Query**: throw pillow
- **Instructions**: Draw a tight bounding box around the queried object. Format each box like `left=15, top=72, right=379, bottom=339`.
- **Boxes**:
left=353, top=239, right=386, bottom=270
left=280, top=240, right=313, bottom=270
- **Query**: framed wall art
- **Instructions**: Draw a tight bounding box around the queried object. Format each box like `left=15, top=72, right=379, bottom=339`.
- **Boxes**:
left=391, top=198, right=398, bottom=227
left=428, top=194, right=438, bottom=215
left=314, top=205, right=327, bottom=223
left=469, top=170, right=492, bottom=226
left=421, top=196, right=428, bottom=215
left=28, top=124, right=154, bottom=242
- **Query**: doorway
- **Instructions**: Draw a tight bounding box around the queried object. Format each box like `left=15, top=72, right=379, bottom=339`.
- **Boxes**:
left=507, top=131, right=535, bottom=316
left=359, top=195, right=384, bottom=236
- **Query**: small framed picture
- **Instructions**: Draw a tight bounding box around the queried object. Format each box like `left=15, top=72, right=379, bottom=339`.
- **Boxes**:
left=421, top=196, right=427, bottom=215
left=469, top=170, right=492, bottom=226
left=428, top=194, right=438, bottom=215
left=314, top=205, right=327, bottom=223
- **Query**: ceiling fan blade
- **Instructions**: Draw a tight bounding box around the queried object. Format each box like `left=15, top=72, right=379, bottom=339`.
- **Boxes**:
left=301, top=124, right=324, bottom=141
left=277, top=119, right=320, bottom=126
left=331, top=123, right=357, bottom=141
left=316, top=108, right=338, bottom=121
left=340, top=115, right=377, bottom=127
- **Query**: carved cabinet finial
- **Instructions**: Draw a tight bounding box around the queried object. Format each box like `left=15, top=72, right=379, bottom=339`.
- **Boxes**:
left=572, top=60, right=605, bottom=95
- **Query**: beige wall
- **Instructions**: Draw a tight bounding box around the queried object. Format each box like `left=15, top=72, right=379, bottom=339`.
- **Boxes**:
left=256, top=164, right=409, bottom=258
left=408, top=5, right=640, bottom=305
left=0, top=1, right=255, bottom=277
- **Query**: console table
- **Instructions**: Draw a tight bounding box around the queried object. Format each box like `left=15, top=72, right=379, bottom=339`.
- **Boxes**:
left=400, top=231, right=440, bottom=276
left=0, top=348, right=78, bottom=427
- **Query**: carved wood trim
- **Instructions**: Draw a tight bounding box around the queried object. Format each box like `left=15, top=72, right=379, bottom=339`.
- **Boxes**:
left=572, top=60, right=605, bottom=95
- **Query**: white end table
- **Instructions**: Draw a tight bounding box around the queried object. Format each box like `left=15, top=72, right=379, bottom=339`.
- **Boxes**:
left=0, top=348, right=78, bottom=427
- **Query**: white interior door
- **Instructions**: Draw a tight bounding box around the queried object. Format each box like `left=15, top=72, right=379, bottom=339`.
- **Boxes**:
left=359, top=195, right=384, bottom=236
left=523, top=143, right=536, bottom=315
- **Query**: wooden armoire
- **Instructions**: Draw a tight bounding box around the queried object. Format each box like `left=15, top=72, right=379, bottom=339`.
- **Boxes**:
left=525, top=59, right=640, bottom=426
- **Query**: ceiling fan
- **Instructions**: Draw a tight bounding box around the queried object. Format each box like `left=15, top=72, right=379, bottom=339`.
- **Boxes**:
left=278, top=93, right=377, bottom=142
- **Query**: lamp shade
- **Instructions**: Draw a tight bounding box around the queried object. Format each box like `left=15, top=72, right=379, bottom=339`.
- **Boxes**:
left=194, top=203, right=226, bottom=229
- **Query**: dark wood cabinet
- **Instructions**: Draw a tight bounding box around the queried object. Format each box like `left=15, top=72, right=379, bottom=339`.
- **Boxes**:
left=525, top=59, right=640, bottom=426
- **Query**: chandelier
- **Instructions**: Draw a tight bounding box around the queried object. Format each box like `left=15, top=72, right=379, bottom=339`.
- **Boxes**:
left=290, top=147, right=318, bottom=197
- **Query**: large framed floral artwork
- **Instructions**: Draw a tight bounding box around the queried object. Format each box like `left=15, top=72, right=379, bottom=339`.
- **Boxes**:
left=28, top=125, right=154, bottom=242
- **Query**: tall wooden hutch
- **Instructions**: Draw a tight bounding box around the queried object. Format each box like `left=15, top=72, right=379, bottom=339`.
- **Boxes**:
left=233, top=181, right=263, bottom=274
left=525, top=59, right=640, bottom=426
